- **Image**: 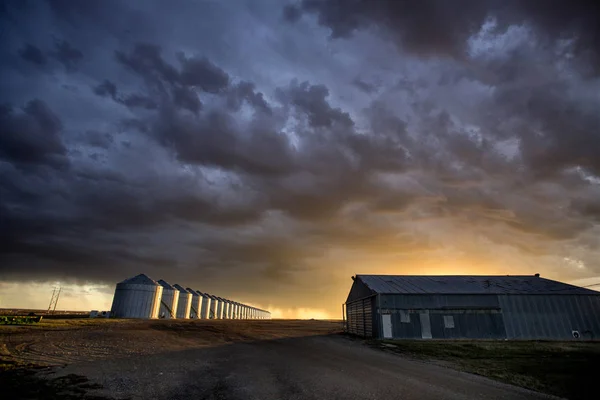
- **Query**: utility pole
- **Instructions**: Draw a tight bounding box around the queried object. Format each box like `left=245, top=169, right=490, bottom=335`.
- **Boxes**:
left=47, top=287, right=61, bottom=315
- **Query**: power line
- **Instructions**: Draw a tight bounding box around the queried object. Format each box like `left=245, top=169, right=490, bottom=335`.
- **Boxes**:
left=46, top=286, right=61, bottom=314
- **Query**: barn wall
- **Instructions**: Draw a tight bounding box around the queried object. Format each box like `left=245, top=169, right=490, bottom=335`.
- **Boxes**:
left=372, top=293, right=600, bottom=339
left=379, top=294, right=501, bottom=310
left=346, top=296, right=376, bottom=338
left=499, top=295, right=600, bottom=340
left=346, top=279, right=374, bottom=303
left=376, top=294, right=505, bottom=339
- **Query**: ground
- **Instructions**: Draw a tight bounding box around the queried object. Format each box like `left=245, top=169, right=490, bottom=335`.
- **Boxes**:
left=0, top=319, right=592, bottom=399
left=374, top=339, right=599, bottom=400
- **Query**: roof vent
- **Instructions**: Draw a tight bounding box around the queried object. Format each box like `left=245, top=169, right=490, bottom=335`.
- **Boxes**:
left=535, top=273, right=540, bottom=277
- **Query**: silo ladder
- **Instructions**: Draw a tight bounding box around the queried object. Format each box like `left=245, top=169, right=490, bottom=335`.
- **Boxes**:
left=160, top=300, right=175, bottom=318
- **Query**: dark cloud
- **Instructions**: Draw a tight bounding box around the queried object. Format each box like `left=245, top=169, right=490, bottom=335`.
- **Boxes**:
left=93, top=80, right=118, bottom=100
left=178, top=55, right=230, bottom=93
left=0, top=100, right=68, bottom=169
left=50, top=40, right=83, bottom=71
left=493, top=81, right=600, bottom=177
left=93, top=79, right=157, bottom=110
left=281, top=80, right=354, bottom=128
left=227, top=81, right=271, bottom=114
left=83, top=130, right=114, bottom=149
left=115, top=43, right=180, bottom=86
left=282, top=4, right=302, bottom=23
left=154, top=108, right=294, bottom=175
left=18, top=44, right=47, bottom=66
left=1, top=0, right=599, bottom=313
left=171, top=86, right=201, bottom=114
left=295, top=0, right=600, bottom=65
left=353, top=77, right=377, bottom=93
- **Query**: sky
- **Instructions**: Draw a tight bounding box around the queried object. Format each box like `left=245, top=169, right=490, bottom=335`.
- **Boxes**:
left=1, top=0, right=599, bottom=318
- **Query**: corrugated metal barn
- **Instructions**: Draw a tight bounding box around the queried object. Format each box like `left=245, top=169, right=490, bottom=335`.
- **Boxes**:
left=345, top=275, right=600, bottom=340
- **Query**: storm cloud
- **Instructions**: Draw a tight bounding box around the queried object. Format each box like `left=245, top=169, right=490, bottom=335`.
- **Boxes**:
left=1, top=0, right=599, bottom=313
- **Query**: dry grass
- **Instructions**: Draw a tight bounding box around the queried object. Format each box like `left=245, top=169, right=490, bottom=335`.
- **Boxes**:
left=374, top=339, right=600, bottom=400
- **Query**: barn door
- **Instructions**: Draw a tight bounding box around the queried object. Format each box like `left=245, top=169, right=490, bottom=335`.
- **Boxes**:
left=382, top=314, right=393, bottom=338
left=420, top=312, right=432, bottom=339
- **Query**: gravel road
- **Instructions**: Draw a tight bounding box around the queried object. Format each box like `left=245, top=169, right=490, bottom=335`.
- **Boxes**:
left=54, top=333, right=556, bottom=400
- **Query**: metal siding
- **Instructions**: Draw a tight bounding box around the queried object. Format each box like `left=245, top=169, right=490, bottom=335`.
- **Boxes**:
left=188, top=291, right=201, bottom=318
left=390, top=311, right=422, bottom=338
left=584, top=296, right=600, bottom=334
left=377, top=294, right=507, bottom=339
left=380, top=294, right=501, bottom=310
left=499, top=295, right=600, bottom=339
left=110, top=283, right=163, bottom=319
left=346, top=297, right=374, bottom=338
left=199, top=295, right=210, bottom=319
left=176, top=291, right=192, bottom=319
left=346, top=279, right=374, bottom=303
left=159, top=288, right=179, bottom=319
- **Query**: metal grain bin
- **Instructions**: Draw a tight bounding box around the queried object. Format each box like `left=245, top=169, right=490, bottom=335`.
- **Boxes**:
left=173, top=283, right=192, bottom=319
left=157, top=280, right=179, bottom=319
left=198, top=291, right=211, bottom=319
left=110, top=274, right=163, bottom=319
left=215, top=297, right=224, bottom=319
left=232, top=302, right=239, bottom=319
left=207, top=294, right=217, bottom=319
left=187, top=288, right=201, bottom=319
left=223, top=299, right=231, bottom=319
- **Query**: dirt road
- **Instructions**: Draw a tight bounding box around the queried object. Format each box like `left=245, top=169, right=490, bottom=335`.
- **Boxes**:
left=1, top=320, right=557, bottom=400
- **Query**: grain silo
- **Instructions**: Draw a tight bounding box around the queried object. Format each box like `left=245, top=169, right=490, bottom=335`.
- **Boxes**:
left=215, top=297, right=224, bottom=319
left=231, top=302, right=237, bottom=319
left=229, top=300, right=235, bottom=319
left=173, top=283, right=192, bottom=319
left=198, top=291, right=211, bottom=319
left=223, top=299, right=230, bottom=319
left=157, top=280, right=179, bottom=319
left=207, top=294, right=217, bottom=319
left=187, top=288, right=201, bottom=318
left=110, top=274, right=163, bottom=319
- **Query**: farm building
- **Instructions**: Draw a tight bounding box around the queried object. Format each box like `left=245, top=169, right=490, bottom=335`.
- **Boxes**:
left=345, top=274, right=600, bottom=340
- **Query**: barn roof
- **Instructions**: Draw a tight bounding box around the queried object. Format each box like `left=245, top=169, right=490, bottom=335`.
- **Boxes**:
left=356, top=275, right=599, bottom=295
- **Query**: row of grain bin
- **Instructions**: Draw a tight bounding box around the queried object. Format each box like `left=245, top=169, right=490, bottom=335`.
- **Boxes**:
left=110, top=274, right=272, bottom=319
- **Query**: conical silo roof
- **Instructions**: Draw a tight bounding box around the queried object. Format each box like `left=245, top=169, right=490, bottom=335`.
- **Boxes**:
left=157, top=279, right=176, bottom=290
left=120, top=274, right=159, bottom=285
left=173, top=283, right=187, bottom=292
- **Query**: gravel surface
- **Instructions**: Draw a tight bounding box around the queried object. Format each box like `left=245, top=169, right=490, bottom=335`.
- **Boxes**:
left=1, top=320, right=560, bottom=400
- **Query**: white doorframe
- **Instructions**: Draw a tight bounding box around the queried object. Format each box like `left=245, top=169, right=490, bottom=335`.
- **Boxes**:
left=420, top=312, right=432, bottom=339
left=382, top=314, right=393, bottom=338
